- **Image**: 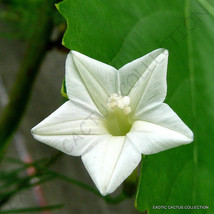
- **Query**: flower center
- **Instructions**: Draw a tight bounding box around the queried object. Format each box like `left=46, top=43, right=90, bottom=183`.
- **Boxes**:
left=107, top=94, right=131, bottom=115
left=105, top=94, right=132, bottom=136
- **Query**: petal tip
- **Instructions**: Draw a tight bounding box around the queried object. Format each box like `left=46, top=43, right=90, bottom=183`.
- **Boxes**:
left=159, top=48, right=169, bottom=57
left=66, top=50, right=80, bottom=63
left=153, top=48, right=168, bottom=55
left=188, top=130, right=194, bottom=142
left=99, top=190, right=108, bottom=196
left=163, top=49, right=169, bottom=56
left=96, top=183, right=109, bottom=196
left=30, top=123, right=42, bottom=136
left=184, top=125, right=194, bottom=143
left=98, top=184, right=115, bottom=196
left=70, top=50, right=82, bottom=60
left=70, top=50, right=77, bottom=55
left=31, top=126, right=36, bottom=135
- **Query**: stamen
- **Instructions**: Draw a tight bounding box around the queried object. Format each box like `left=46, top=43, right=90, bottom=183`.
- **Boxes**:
left=123, top=106, right=131, bottom=115
left=107, top=94, right=131, bottom=115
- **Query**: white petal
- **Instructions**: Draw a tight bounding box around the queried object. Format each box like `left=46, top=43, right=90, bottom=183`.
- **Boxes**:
left=81, top=136, right=141, bottom=195
left=128, top=104, right=193, bottom=155
left=119, top=49, right=168, bottom=114
left=31, top=100, right=108, bottom=156
left=66, top=51, right=119, bottom=115
left=106, top=138, right=141, bottom=194
left=81, top=136, right=124, bottom=195
left=136, top=103, right=193, bottom=139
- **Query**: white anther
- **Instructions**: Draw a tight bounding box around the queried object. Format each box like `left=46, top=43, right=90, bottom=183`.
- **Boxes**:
left=123, top=106, right=131, bottom=115
left=107, top=100, right=117, bottom=110
left=107, top=94, right=118, bottom=110
left=107, top=94, right=132, bottom=115
left=108, top=93, right=119, bottom=102
left=117, top=98, right=126, bottom=109
left=122, top=96, right=130, bottom=106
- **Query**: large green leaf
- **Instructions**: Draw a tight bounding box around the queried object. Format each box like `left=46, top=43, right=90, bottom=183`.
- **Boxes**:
left=57, top=0, right=214, bottom=213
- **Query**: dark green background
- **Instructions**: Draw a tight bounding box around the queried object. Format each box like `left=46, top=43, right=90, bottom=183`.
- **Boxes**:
left=58, top=0, right=214, bottom=213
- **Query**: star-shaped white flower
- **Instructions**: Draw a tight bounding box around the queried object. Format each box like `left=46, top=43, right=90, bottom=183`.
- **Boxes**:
left=31, top=49, right=193, bottom=196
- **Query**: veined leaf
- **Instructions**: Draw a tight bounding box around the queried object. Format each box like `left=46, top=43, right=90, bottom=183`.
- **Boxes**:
left=57, top=0, right=214, bottom=213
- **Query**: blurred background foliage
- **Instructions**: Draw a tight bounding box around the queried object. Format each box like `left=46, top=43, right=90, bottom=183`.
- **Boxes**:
left=0, top=0, right=64, bottom=39
left=0, top=1, right=68, bottom=212
left=0, top=0, right=214, bottom=213
left=0, top=0, right=137, bottom=213
left=57, top=0, right=214, bottom=213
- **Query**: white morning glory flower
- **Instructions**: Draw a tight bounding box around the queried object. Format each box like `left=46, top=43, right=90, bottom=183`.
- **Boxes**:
left=31, top=49, right=193, bottom=196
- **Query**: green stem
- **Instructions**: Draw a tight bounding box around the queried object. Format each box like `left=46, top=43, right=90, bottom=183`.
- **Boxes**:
left=0, top=0, right=57, bottom=156
left=0, top=204, right=63, bottom=213
left=0, top=153, right=61, bottom=206
left=1, top=157, right=129, bottom=205
left=49, top=170, right=101, bottom=196
left=50, top=169, right=129, bottom=204
left=0, top=170, right=57, bottom=206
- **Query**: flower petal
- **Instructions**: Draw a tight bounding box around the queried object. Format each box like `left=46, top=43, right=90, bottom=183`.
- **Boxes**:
left=106, top=138, right=141, bottom=194
left=119, top=48, right=168, bottom=115
left=128, top=103, right=193, bottom=155
left=81, top=136, right=141, bottom=195
left=137, top=103, right=193, bottom=139
left=31, top=100, right=108, bottom=156
left=66, top=51, right=119, bottom=115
